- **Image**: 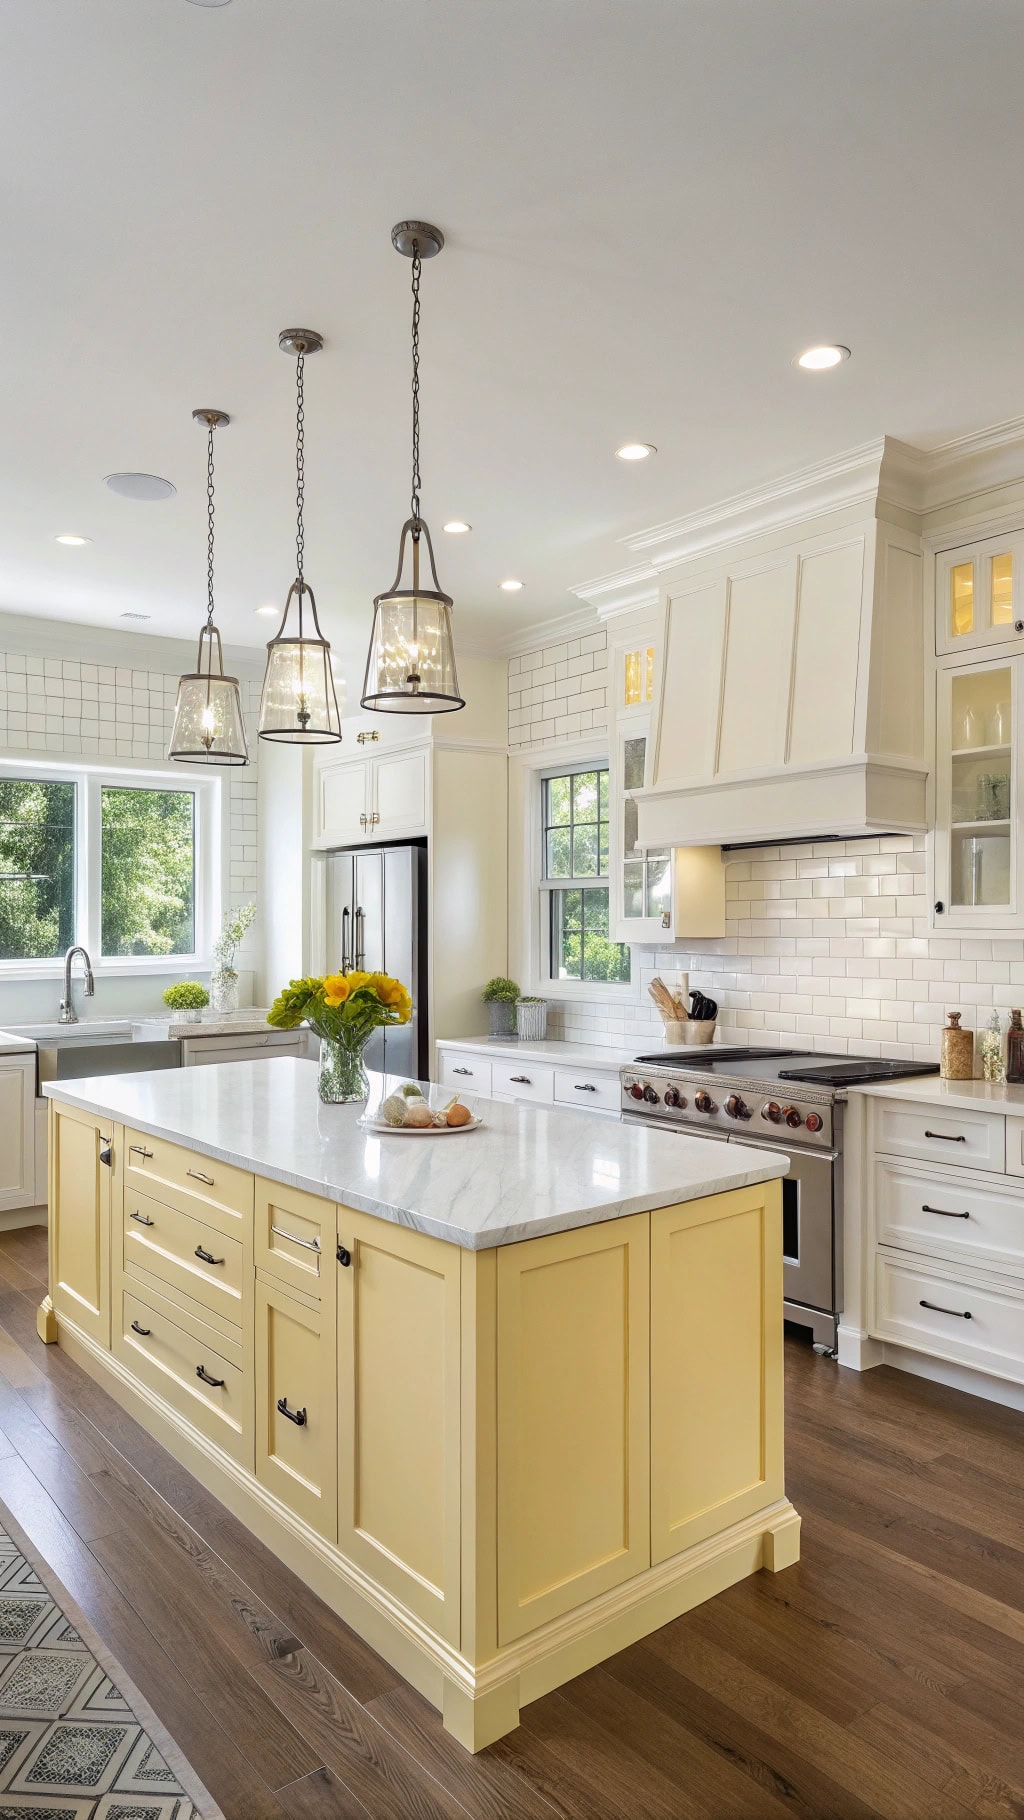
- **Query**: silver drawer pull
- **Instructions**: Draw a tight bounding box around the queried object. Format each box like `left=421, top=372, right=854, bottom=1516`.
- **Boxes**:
left=452, top=1066, right=472, bottom=1076
left=922, top=1204, right=970, bottom=1220
left=187, top=1168, right=215, bottom=1186
left=574, top=1083, right=598, bottom=1092
left=271, top=1225, right=321, bottom=1254
left=130, top=1144, right=153, bottom=1159
left=194, top=1244, right=225, bottom=1266
left=920, top=1298, right=972, bottom=1320
left=510, top=1075, right=532, bottom=1084
left=924, top=1130, right=967, bottom=1143
left=276, top=1397, right=308, bottom=1426
left=130, top=1319, right=151, bottom=1337
left=196, top=1363, right=226, bottom=1387
left=130, top=1210, right=155, bottom=1227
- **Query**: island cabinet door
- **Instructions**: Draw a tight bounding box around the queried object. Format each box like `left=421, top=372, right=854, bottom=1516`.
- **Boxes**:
left=254, top=1274, right=337, bottom=1542
left=650, top=1183, right=784, bottom=1565
left=336, top=1208, right=462, bottom=1646
left=495, top=1214, right=651, bottom=1645
left=49, top=1104, right=116, bottom=1350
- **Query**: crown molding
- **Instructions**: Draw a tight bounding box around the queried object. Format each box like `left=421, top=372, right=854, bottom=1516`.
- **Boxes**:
left=0, top=609, right=265, bottom=676
left=491, top=605, right=599, bottom=658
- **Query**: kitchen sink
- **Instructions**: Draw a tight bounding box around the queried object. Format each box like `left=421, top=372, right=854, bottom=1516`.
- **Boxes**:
left=35, top=1038, right=181, bottom=1089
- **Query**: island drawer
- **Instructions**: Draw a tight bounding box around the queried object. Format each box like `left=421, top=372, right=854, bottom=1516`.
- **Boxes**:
left=491, top=1060, right=554, bottom=1105
left=873, top=1254, right=1024, bottom=1383
left=123, top=1127, right=254, bottom=1234
left=554, top=1070, right=620, bottom=1115
left=872, top=1101, right=1004, bottom=1174
left=255, top=1179, right=336, bottom=1304
left=875, top=1159, right=1024, bottom=1275
left=122, top=1188, right=245, bottom=1330
left=440, top=1055, right=492, bottom=1096
left=114, top=1283, right=252, bottom=1468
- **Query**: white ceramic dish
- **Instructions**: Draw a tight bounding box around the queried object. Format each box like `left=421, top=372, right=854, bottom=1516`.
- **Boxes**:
left=360, top=1114, right=483, bottom=1136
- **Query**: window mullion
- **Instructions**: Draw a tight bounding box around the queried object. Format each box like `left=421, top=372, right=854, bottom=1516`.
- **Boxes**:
left=81, top=776, right=100, bottom=955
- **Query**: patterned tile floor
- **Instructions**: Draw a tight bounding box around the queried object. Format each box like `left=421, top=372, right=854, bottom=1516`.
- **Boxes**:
left=0, top=1525, right=199, bottom=1818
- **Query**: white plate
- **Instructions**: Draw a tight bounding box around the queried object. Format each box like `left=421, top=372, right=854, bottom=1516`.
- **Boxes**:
left=360, top=1114, right=483, bottom=1136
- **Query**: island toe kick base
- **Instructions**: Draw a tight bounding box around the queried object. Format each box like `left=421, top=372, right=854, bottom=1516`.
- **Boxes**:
left=40, top=1099, right=798, bottom=1751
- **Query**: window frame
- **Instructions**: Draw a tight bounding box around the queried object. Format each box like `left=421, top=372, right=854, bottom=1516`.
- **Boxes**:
left=0, top=751, right=224, bottom=979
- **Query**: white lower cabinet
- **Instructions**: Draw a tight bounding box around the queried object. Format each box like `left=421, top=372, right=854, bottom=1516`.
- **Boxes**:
left=874, top=1254, right=1024, bottom=1382
left=491, top=1060, right=554, bottom=1105
left=437, top=1044, right=622, bottom=1119
left=0, top=1056, right=37, bottom=1212
left=440, top=1054, right=493, bottom=1096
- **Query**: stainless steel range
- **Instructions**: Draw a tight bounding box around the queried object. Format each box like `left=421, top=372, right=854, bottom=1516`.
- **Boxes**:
left=620, top=1047, right=939, bottom=1354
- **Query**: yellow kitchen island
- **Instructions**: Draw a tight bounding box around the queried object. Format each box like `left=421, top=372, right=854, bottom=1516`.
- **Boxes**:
left=38, top=1058, right=798, bottom=1751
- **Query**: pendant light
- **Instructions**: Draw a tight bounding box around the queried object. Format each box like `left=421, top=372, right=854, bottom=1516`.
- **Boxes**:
left=258, top=330, right=342, bottom=743
left=362, top=222, right=464, bottom=715
left=168, top=409, right=249, bottom=766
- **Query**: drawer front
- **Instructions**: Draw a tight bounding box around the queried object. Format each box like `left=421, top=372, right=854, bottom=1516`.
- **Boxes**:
left=255, top=1179, right=336, bottom=1304
left=872, top=1100, right=1004, bottom=1174
left=491, top=1059, right=554, bottom=1105
left=440, top=1055, right=492, bottom=1096
left=124, top=1127, right=254, bottom=1234
left=114, top=1284, right=252, bottom=1467
left=876, top=1159, right=1024, bottom=1274
left=1004, top=1116, right=1024, bottom=1179
left=874, top=1254, right=1024, bottom=1383
left=122, top=1187, right=245, bottom=1329
left=553, top=1069, right=621, bottom=1115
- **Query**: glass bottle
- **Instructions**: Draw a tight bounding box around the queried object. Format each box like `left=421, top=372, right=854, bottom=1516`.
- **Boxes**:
left=979, top=1010, right=1005, bottom=1084
left=1007, top=1010, right=1024, bottom=1085
left=940, top=1011, right=973, bottom=1080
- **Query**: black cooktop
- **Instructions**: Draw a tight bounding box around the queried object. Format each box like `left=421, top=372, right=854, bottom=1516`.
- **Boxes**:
left=630, top=1047, right=940, bottom=1088
left=777, top=1059, right=940, bottom=1087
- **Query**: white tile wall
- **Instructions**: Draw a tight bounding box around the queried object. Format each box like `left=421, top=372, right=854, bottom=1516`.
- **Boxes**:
left=508, top=636, right=1021, bottom=1064
left=508, top=629, right=609, bottom=747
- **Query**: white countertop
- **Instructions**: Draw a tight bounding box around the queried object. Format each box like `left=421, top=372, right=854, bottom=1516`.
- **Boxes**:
left=146, top=1009, right=275, bottom=1040
left=44, top=1057, right=787, bottom=1250
left=0, top=1010, right=274, bottom=1047
left=851, top=1073, right=1024, bottom=1115
left=0, top=1031, right=35, bottom=1055
left=436, top=1036, right=716, bottom=1071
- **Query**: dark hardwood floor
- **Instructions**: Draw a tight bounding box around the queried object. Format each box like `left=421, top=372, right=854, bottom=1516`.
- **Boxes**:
left=1, top=1224, right=1023, bottom=1819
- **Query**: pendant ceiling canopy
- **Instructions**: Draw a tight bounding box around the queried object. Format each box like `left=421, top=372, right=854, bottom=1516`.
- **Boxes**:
left=361, top=222, right=464, bottom=716
left=168, top=409, right=249, bottom=767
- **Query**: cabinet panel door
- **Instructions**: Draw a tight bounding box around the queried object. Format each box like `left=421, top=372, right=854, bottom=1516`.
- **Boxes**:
left=788, top=540, right=865, bottom=764
left=255, top=1275, right=337, bottom=1541
left=316, top=757, right=371, bottom=845
left=653, top=583, right=725, bottom=787
left=718, top=563, right=797, bottom=774
left=337, top=1208, right=462, bottom=1643
left=496, top=1213, right=650, bottom=1643
left=650, top=1184, right=784, bottom=1564
left=0, top=1057, right=35, bottom=1211
left=934, top=655, right=1018, bottom=930
left=937, top=533, right=1024, bottom=656
left=50, top=1105, right=113, bottom=1349
left=374, top=749, right=428, bottom=836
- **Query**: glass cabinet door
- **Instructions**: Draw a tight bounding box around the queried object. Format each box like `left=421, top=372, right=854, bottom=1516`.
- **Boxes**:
left=939, top=534, right=1023, bottom=654
left=619, top=732, right=673, bottom=934
left=941, top=662, right=1014, bottom=918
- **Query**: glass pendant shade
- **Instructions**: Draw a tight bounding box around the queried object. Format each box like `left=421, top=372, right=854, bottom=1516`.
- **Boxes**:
left=362, top=518, right=463, bottom=714
left=168, top=625, right=248, bottom=765
left=259, top=580, right=342, bottom=742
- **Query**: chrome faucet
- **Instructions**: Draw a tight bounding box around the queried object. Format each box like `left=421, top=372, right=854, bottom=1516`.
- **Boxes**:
left=58, top=946, right=95, bottom=1025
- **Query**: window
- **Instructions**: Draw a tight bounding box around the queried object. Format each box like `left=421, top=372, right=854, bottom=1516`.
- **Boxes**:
left=542, top=766, right=630, bottom=984
left=0, top=762, right=218, bottom=971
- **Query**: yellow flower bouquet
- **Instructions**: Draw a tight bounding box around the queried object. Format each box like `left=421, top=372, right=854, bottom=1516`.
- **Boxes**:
left=268, top=971, right=412, bottom=1103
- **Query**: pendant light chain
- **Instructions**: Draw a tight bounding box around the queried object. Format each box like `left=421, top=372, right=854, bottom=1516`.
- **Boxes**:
left=410, top=243, right=422, bottom=524
left=205, top=421, right=216, bottom=627
left=295, top=346, right=306, bottom=584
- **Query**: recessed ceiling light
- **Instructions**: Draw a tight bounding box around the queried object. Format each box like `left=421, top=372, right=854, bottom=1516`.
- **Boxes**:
left=443, top=520, right=472, bottom=534
left=186, top=0, right=232, bottom=7
left=55, top=533, right=91, bottom=546
left=615, top=442, right=656, bottom=461
left=120, top=611, right=151, bottom=621
left=254, top=604, right=279, bottom=617
left=795, top=345, right=850, bottom=370
left=500, top=579, right=524, bottom=592
left=104, top=472, right=177, bottom=501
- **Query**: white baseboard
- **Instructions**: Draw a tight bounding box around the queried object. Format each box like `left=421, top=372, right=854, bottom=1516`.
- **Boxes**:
left=836, top=1325, right=885, bottom=1371
left=878, top=1341, right=1024, bottom=1413
left=0, top=1205, right=46, bottom=1232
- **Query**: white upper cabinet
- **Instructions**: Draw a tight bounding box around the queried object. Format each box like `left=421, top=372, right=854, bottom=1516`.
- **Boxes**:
left=936, top=530, right=1024, bottom=656
left=316, top=755, right=372, bottom=846
left=313, top=746, right=429, bottom=847
left=934, top=653, right=1020, bottom=931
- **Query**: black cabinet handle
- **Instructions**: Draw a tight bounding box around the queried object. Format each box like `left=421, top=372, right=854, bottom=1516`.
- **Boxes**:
left=194, top=1245, right=225, bottom=1266
left=130, top=1210, right=154, bottom=1227
left=130, top=1319, right=151, bottom=1336
left=919, top=1299, right=972, bottom=1320
left=337, top=1243, right=352, bottom=1267
left=196, top=1364, right=226, bottom=1386
left=276, top=1398, right=308, bottom=1427
left=452, top=1066, right=472, bottom=1076
left=510, top=1075, right=532, bottom=1084
left=574, top=1083, right=597, bottom=1092
left=99, top=1141, right=112, bottom=1167
left=924, top=1131, right=967, bottom=1143
left=922, top=1204, right=970, bottom=1220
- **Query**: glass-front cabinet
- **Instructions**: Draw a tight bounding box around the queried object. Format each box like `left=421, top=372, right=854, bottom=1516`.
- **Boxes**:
left=935, top=655, right=1018, bottom=928
left=937, top=530, right=1024, bottom=655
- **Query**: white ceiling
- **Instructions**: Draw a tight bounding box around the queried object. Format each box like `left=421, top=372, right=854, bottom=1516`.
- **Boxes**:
left=3, top=0, right=1024, bottom=676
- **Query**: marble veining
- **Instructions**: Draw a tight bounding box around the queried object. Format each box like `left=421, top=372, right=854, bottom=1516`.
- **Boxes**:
left=44, top=1058, right=787, bottom=1249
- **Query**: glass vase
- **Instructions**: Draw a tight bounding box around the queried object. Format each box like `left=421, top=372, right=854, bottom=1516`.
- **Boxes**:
left=210, top=971, right=239, bottom=1014
left=317, top=1033, right=370, bottom=1105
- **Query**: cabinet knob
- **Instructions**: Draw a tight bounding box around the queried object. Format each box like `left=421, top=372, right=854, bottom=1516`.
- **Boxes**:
left=337, top=1242, right=352, bottom=1267
left=1015, top=620, right=1023, bottom=633
left=99, top=1141, right=112, bottom=1167
left=934, top=901, right=944, bottom=915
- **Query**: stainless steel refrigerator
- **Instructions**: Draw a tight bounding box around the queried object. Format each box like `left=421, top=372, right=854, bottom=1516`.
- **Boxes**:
left=323, top=843, right=428, bottom=1080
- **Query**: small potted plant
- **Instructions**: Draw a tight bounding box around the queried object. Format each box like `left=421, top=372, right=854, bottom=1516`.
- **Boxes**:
left=482, top=977, right=520, bottom=1039
left=210, top=902, right=256, bottom=1014
left=516, top=995, right=548, bottom=1041
left=162, top=981, right=210, bottom=1024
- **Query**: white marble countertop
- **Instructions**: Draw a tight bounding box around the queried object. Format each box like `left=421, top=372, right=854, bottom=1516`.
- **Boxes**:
left=44, top=1057, right=787, bottom=1250
left=435, top=1036, right=717, bottom=1071
left=144, top=1009, right=275, bottom=1040
left=851, top=1074, right=1024, bottom=1115
left=0, top=1031, right=35, bottom=1055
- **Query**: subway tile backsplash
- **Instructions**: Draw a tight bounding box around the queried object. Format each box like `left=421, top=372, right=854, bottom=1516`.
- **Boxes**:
left=508, top=632, right=1019, bottom=1064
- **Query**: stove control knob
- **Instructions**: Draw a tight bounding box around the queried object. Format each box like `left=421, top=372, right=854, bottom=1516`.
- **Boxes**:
left=694, top=1091, right=717, bottom=1115
left=643, top=1084, right=660, bottom=1104
left=805, top=1112, right=824, bottom=1134
left=761, top=1101, right=782, bottom=1123
left=725, top=1094, right=747, bottom=1120
left=629, top=1081, right=645, bottom=1100
left=663, top=1085, right=685, bottom=1109
left=782, top=1105, right=803, bottom=1129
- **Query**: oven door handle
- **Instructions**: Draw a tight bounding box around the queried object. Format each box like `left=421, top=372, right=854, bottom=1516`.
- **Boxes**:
left=726, top=1133, right=839, bottom=1163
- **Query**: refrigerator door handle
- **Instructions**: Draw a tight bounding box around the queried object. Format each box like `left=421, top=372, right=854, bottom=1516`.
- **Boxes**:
left=341, top=906, right=351, bottom=972
left=355, top=906, right=365, bottom=969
